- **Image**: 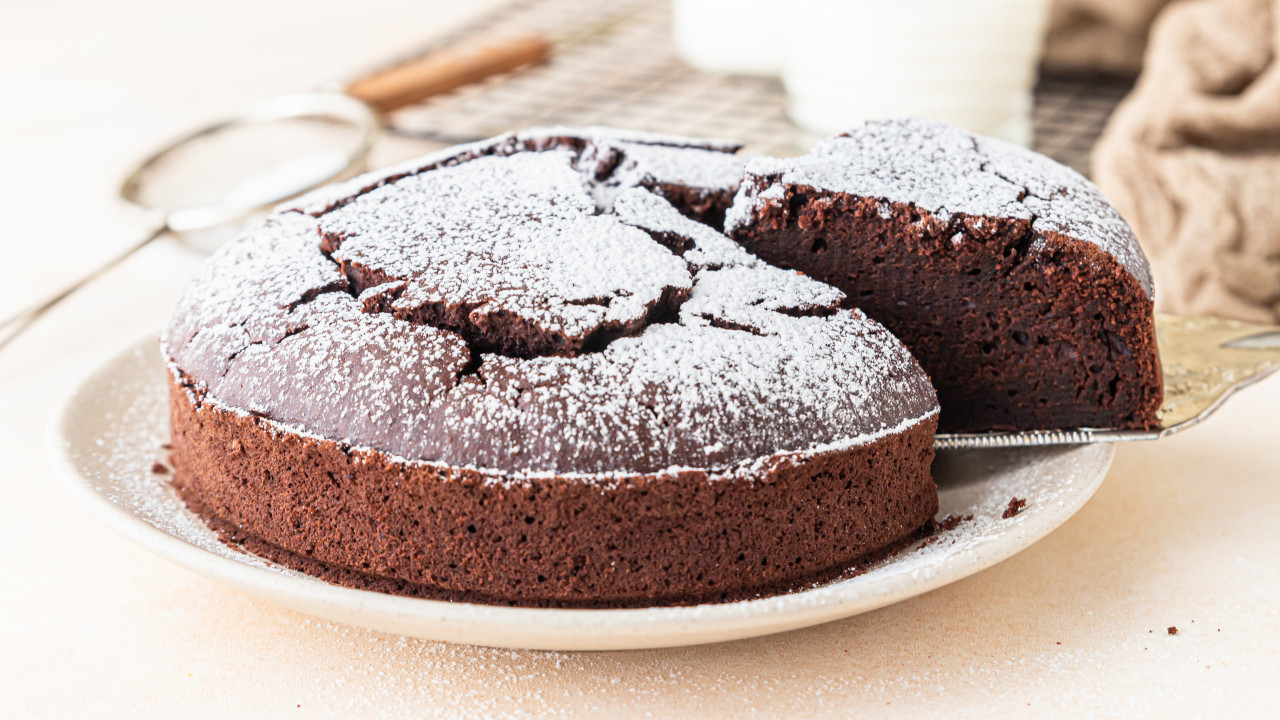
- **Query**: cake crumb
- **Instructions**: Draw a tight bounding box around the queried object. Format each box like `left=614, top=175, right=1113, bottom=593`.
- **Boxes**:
left=1168, top=626, right=1178, bottom=635
left=915, top=514, right=974, bottom=550
left=1002, top=497, right=1027, bottom=519
left=151, top=462, right=169, bottom=475
left=934, top=514, right=973, bottom=532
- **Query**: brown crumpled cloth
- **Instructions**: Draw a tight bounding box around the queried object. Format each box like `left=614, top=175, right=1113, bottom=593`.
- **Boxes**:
left=1092, top=0, right=1280, bottom=323
left=1045, top=0, right=1174, bottom=76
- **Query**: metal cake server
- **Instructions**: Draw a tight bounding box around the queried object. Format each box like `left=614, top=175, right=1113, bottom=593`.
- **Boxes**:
left=935, top=313, right=1280, bottom=450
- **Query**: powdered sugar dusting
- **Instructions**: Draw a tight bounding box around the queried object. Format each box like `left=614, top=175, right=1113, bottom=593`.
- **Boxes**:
left=321, top=152, right=693, bottom=354
left=164, top=136, right=937, bottom=479
left=973, top=132, right=1153, bottom=295
left=515, top=125, right=742, bottom=154
left=280, top=136, right=509, bottom=217
left=726, top=117, right=1153, bottom=296
left=609, top=141, right=746, bottom=191
left=283, top=125, right=745, bottom=220
left=612, top=188, right=757, bottom=270
left=683, top=265, right=845, bottom=332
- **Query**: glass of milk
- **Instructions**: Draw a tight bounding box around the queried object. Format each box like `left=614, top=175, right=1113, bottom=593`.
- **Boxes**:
left=671, top=0, right=784, bottom=77
left=781, top=0, right=1053, bottom=146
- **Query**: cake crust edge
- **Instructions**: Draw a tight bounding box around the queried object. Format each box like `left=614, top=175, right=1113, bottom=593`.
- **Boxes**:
left=167, top=368, right=939, bottom=609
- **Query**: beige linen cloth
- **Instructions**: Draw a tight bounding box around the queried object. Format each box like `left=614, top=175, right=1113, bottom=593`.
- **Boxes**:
left=1091, top=0, right=1280, bottom=323
left=1045, top=0, right=1173, bottom=75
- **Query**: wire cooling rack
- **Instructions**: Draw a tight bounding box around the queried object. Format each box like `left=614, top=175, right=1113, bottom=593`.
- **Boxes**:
left=381, top=0, right=1133, bottom=176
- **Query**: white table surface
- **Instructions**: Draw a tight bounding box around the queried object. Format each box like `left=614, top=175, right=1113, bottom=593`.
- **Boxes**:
left=3, top=1, right=1278, bottom=717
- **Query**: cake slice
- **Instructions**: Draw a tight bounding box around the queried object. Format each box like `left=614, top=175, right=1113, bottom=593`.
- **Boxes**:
left=726, top=118, right=1163, bottom=433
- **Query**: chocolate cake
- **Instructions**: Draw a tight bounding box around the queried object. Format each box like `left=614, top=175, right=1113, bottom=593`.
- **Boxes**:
left=727, top=118, right=1163, bottom=433
left=162, top=129, right=940, bottom=608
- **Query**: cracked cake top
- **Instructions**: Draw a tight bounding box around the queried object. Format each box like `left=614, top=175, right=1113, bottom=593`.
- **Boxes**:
left=162, top=128, right=938, bottom=480
left=282, top=126, right=746, bottom=219
left=726, top=117, right=1154, bottom=297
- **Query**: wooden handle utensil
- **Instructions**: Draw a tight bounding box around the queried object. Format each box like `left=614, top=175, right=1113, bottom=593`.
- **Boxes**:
left=346, top=33, right=551, bottom=114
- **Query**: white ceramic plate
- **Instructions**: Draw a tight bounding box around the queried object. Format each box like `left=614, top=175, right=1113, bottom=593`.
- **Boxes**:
left=47, top=338, right=1113, bottom=651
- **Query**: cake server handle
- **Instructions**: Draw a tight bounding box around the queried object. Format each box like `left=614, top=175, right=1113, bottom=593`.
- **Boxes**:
left=0, top=222, right=168, bottom=353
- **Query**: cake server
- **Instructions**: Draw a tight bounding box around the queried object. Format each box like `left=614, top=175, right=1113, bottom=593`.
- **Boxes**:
left=934, top=313, right=1280, bottom=450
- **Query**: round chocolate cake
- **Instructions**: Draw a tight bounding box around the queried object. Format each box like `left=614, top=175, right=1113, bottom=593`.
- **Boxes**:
left=162, top=128, right=940, bottom=608
left=727, top=118, right=1163, bottom=433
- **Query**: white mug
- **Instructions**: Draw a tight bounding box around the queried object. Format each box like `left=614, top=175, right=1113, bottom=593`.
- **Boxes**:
left=671, top=0, right=785, bottom=77
left=671, top=0, right=1052, bottom=147
left=783, top=0, right=1052, bottom=146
